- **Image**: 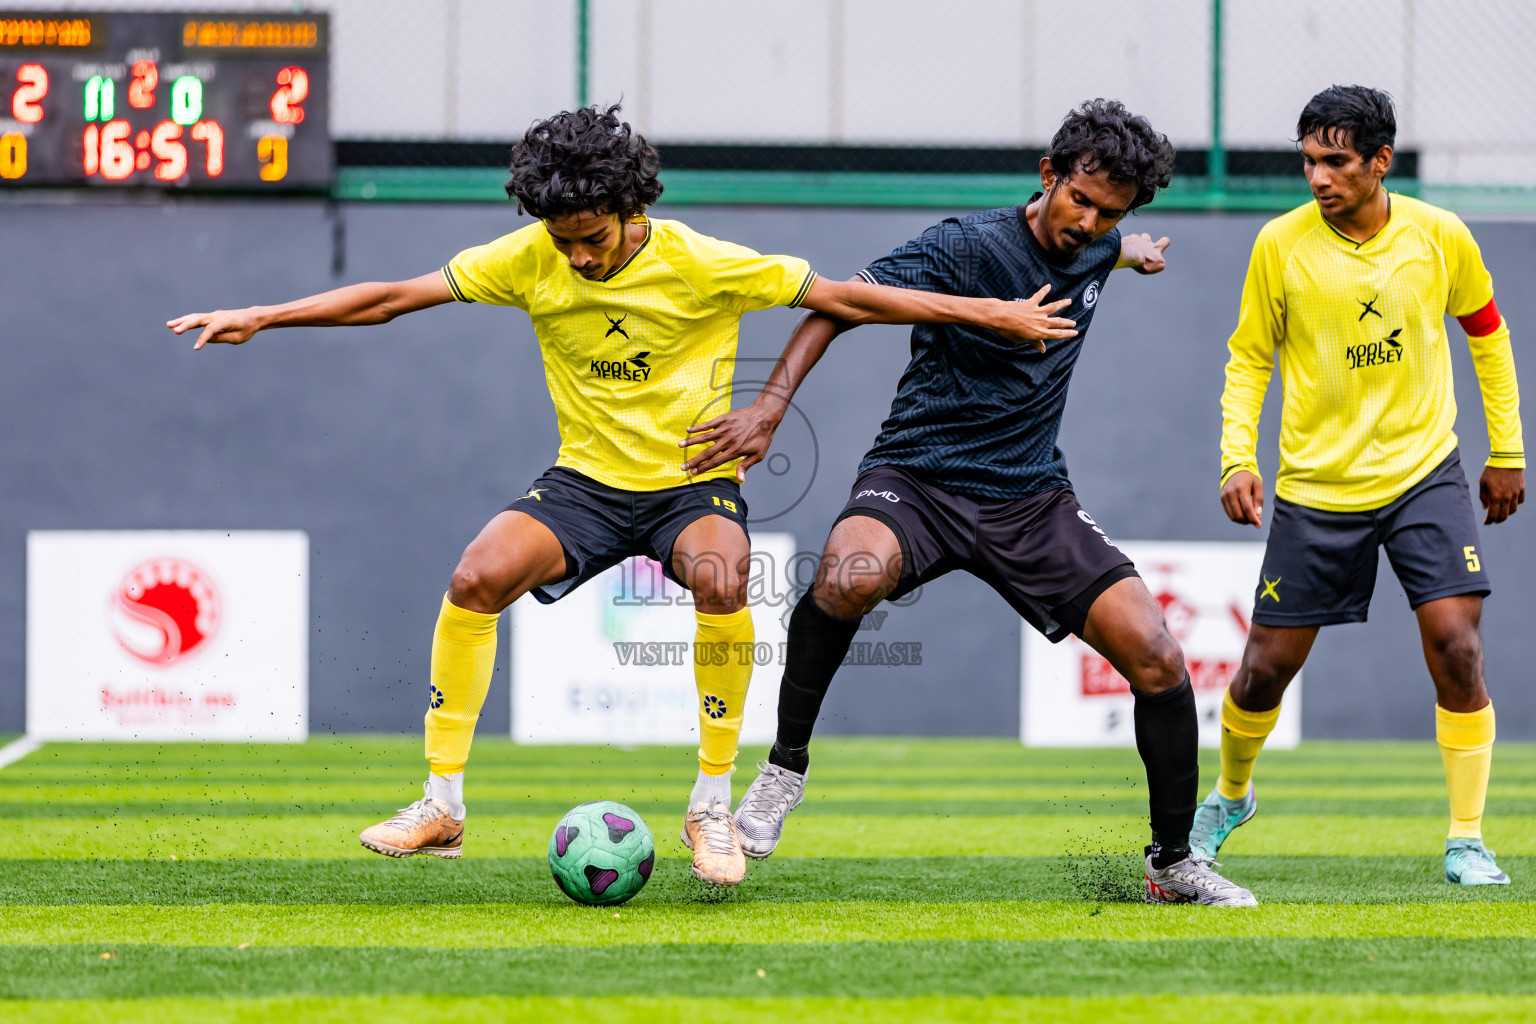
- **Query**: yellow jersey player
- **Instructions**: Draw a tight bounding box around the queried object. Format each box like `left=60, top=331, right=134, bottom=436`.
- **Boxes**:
left=1194, top=86, right=1525, bottom=885
left=167, top=104, right=1078, bottom=887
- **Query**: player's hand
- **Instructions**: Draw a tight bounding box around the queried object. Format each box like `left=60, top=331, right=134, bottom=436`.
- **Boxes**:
left=1479, top=466, right=1525, bottom=524
left=1120, top=233, right=1171, bottom=275
left=990, top=285, right=1076, bottom=353
left=167, top=308, right=264, bottom=349
left=1220, top=470, right=1265, bottom=528
left=680, top=401, right=782, bottom=482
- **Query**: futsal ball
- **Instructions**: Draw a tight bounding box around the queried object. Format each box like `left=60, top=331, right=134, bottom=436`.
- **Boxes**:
left=548, top=800, right=656, bottom=906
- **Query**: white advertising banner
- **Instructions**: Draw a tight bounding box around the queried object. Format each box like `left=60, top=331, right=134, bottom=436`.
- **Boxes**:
left=512, top=533, right=796, bottom=744
left=1021, top=541, right=1301, bottom=749
left=27, top=531, right=309, bottom=741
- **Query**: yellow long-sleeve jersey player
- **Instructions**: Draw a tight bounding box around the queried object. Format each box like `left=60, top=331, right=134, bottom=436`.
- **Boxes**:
left=1220, top=194, right=1523, bottom=511
left=442, top=215, right=815, bottom=491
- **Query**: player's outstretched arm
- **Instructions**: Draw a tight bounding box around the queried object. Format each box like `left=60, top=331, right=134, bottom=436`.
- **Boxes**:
left=1115, top=232, right=1171, bottom=274
left=682, top=310, right=847, bottom=480
left=798, top=276, right=1075, bottom=353
left=167, top=272, right=454, bottom=350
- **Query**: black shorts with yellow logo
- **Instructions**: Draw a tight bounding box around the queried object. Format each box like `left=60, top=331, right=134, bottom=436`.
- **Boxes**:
left=1252, top=449, right=1490, bottom=627
left=505, top=466, right=749, bottom=604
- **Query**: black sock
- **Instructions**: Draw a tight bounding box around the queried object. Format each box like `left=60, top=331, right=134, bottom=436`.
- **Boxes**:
left=768, top=741, right=809, bottom=775
left=770, top=590, right=861, bottom=768
left=1133, top=674, right=1198, bottom=866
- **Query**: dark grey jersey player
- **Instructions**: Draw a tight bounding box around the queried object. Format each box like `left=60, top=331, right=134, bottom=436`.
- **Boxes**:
left=683, top=99, right=1256, bottom=907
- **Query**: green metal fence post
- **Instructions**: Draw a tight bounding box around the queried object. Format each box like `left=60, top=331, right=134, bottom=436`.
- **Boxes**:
left=576, top=0, right=590, bottom=108
left=1210, top=0, right=1226, bottom=200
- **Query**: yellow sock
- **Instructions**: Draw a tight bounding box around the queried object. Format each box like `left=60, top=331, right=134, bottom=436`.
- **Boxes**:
left=1437, top=703, right=1495, bottom=839
left=1217, top=689, right=1282, bottom=801
left=424, top=593, right=500, bottom=775
left=694, top=607, right=754, bottom=775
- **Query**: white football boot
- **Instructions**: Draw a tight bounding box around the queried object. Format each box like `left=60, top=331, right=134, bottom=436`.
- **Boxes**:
left=1144, top=847, right=1257, bottom=906
left=732, top=760, right=806, bottom=860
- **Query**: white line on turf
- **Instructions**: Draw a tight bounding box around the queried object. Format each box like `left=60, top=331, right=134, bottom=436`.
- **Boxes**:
left=0, top=736, right=42, bottom=770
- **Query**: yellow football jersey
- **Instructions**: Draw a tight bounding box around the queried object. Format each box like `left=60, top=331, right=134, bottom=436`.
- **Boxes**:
left=442, top=217, right=815, bottom=491
left=1221, top=194, right=1524, bottom=512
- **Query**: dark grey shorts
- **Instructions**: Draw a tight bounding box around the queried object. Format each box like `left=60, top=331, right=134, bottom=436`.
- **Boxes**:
left=833, top=465, right=1137, bottom=642
left=1252, top=449, right=1490, bottom=627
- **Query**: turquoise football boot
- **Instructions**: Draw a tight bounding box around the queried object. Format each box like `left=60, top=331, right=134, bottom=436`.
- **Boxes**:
left=1445, top=838, right=1510, bottom=885
left=1189, top=784, right=1257, bottom=862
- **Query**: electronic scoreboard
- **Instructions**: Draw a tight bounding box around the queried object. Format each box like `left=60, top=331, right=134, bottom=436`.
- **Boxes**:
left=0, top=11, right=330, bottom=189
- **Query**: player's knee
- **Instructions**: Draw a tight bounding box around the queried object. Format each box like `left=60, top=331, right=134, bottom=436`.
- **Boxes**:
left=1427, top=626, right=1483, bottom=690
left=1124, top=630, right=1186, bottom=693
left=680, top=552, right=746, bottom=613
left=692, top=571, right=746, bottom=614
left=448, top=560, right=507, bottom=614
left=813, top=546, right=898, bottom=619
left=1239, top=650, right=1301, bottom=705
left=813, top=574, right=887, bottom=621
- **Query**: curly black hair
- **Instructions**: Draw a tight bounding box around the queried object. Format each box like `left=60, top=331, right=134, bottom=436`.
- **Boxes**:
left=506, top=104, right=663, bottom=221
left=1047, top=99, right=1175, bottom=210
left=1296, top=85, right=1396, bottom=160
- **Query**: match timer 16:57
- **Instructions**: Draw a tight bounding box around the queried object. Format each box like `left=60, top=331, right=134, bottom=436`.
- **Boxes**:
left=0, top=11, right=331, bottom=189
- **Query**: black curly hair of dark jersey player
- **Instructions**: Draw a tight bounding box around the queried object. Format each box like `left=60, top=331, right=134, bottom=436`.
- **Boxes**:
left=1046, top=98, right=1175, bottom=211
left=506, top=104, right=663, bottom=222
left=1296, top=84, right=1397, bottom=161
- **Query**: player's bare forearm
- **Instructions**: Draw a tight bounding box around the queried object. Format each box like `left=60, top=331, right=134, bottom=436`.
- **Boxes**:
left=799, top=276, right=1074, bottom=351
left=681, top=312, right=846, bottom=479
left=168, top=272, right=452, bottom=349
left=754, top=312, right=847, bottom=417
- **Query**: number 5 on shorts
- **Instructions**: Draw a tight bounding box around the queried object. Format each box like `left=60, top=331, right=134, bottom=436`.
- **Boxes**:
left=1464, top=545, right=1481, bottom=572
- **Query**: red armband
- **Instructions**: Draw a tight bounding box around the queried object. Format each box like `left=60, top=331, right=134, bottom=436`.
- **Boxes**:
left=1457, top=298, right=1502, bottom=337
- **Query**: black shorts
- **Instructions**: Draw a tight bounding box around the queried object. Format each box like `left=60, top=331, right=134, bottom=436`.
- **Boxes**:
left=1252, top=448, right=1491, bottom=627
left=834, top=465, right=1137, bottom=642
left=506, top=466, right=749, bottom=604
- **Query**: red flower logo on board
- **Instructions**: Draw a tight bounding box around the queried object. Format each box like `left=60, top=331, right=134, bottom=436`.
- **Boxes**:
left=108, top=558, right=220, bottom=666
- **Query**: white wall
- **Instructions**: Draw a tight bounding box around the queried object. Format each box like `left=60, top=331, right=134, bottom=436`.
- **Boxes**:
left=19, top=0, right=1535, bottom=183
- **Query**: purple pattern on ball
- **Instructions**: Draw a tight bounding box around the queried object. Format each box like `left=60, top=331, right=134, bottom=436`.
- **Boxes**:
left=584, top=864, right=620, bottom=895
left=555, top=824, right=578, bottom=857
left=637, top=853, right=654, bottom=881
left=603, top=813, right=636, bottom=844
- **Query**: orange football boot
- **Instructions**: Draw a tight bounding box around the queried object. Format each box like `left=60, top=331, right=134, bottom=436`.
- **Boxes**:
left=359, top=796, right=464, bottom=859
left=681, top=800, right=747, bottom=886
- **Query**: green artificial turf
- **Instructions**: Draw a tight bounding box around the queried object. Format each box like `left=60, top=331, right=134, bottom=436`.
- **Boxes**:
left=6, top=737, right=1535, bottom=1021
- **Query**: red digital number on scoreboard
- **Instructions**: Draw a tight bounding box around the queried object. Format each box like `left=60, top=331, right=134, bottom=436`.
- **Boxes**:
left=82, top=118, right=222, bottom=179
left=270, top=66, right=306, bottom=124
left=12, top=62, right=47, bottom=121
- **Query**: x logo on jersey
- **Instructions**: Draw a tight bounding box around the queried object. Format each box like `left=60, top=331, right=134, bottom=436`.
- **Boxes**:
left=1260, top=575, right=1282, bottom=602
left=1357, top=296, right=1383, bottom=321
left=604, top=313, right=629, bottom=338
left=520, top=487, right=548, bottom=502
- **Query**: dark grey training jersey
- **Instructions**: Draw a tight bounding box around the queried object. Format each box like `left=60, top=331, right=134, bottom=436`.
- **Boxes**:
left=858, top=200, right=1121, bottom=499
